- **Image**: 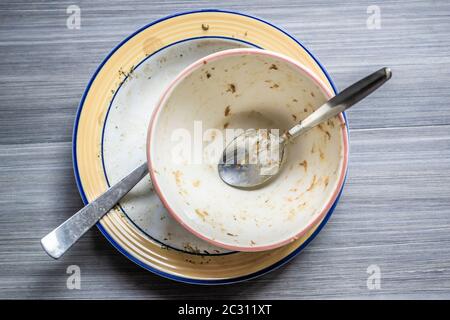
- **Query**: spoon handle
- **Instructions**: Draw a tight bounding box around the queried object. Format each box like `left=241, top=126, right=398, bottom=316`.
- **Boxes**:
left=40, top=162, right=149, bottom=259
left=287, top=67, right=392, bottom=140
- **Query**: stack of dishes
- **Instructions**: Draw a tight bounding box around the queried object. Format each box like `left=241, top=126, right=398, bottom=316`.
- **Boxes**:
left=73, top=9, right=348, bottom=284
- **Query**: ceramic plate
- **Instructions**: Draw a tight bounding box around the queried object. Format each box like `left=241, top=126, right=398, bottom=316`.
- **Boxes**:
left=73, top=9, right=347, bottom=284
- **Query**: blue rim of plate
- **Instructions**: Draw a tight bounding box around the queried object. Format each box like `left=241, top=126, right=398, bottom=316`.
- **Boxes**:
left=72, top=8, right=348, bottom=285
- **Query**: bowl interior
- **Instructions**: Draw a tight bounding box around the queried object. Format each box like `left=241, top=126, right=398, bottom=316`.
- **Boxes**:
left=148, top=49, right=347, bottom=250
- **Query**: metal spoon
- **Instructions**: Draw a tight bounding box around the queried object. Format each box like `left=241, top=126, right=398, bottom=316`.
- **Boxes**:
left=218, top=67, right=392, bottom=189
left=41, top=163, right=148, bottom=259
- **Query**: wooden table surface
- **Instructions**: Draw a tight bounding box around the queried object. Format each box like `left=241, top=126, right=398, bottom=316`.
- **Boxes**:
left=1, top=0, right=449, bottom=299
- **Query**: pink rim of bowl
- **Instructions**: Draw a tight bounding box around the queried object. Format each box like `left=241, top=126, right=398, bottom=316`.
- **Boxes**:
left=147, top=48, right=349, bottom=252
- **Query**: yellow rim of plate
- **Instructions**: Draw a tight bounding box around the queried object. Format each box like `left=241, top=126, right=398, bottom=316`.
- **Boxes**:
left=74, top=10, right=340, bottom=282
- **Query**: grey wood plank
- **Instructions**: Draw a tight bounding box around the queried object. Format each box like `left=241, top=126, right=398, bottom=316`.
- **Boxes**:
left=1, top=0, right=450, bottom=299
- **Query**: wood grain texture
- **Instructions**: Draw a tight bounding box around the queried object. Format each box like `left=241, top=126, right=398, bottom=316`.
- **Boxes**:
left=1, top=0, right=450, bottom=299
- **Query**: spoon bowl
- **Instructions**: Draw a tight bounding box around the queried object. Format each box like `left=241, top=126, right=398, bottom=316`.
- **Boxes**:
left=218, top=129, right=286, bottom=188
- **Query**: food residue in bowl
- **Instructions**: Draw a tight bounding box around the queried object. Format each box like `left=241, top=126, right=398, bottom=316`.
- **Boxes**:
left=226, top=83, right=236, bottom=93
left=195, top=209, right=209, bottom=221
left=224, top=105, right=231, bottom=116
left=299, top=160, right=308, bottom=172
left=172, top=170, right=182, bottom=186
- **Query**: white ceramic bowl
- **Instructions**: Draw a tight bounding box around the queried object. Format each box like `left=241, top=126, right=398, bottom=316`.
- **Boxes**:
left=147, top=48, right=348, bottom=251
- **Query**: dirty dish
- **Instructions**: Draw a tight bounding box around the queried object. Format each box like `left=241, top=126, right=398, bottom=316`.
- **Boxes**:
left=72, top=9, right=347, bottom=284
left=147, top=48, right=349, bottom=251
